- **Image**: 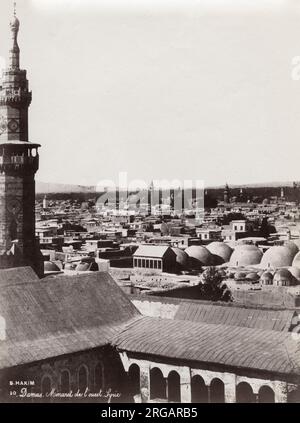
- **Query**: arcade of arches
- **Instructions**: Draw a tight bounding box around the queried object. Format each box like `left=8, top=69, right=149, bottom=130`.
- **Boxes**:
left=121, top=354, right=294, bottom=403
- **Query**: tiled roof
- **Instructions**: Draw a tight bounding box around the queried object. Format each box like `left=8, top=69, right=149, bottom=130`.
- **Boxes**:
left=174, top=302, right=296, bottom=332
left=0, top=272, right=141, bottom=369
left=0, top=267, right=39, bottom=286
left=133, top=245, right=171, bottom=258
left=113, top=316, right=300, bottom=377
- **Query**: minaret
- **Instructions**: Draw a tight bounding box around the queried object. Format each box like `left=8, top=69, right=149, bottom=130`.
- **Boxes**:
left=147, top=181, right=153, bottom=216
left=0, top=8, right=43, bottom=277
left=43, top=195, right=48, bottom=210
left=224, top=183, right=230, bottom=204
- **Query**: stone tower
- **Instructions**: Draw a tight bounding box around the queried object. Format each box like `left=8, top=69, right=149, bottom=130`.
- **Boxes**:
left=0, top=9, right=43, bottom=277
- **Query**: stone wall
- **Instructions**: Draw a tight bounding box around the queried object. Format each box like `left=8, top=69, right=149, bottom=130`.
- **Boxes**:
left=0, top=346, right=129, bottom=403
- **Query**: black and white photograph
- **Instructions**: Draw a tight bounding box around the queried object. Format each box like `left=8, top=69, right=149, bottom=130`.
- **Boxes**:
left=0, top=0, right=300, bottom=412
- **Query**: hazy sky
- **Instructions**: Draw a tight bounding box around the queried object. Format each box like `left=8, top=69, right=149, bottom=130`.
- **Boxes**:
left=1, top=0, right=300, bottom=188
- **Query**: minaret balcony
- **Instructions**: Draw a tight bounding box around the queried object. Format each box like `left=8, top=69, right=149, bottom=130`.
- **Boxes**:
left=0, top=154, right=39, bottom=174
left=0, top=91, right=32, bottom=106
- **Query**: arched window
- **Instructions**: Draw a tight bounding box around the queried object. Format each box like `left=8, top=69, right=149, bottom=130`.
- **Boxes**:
left=168, top=371, right=181, bottom=402
left=60, top=370, right=70, bottom=393
left=258, top=386, right=275, bottom=403
left=191, top=375, right=208, bottom=403
left=210, top=378, right=225, bottom=403
left=94, top=363, right=104, bottom=392
left=236, top=382, right=255, bottom=403
left=78, top=365, right=88, bottom=393
left=150, top=368, right=166, bottom=400
left=128, top=364, right=140, bottom=396
left=41, top=376, right=52, bottom=397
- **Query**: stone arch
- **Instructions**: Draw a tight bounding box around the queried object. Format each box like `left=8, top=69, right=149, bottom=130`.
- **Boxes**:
left=60, top=369, right=70, bottom=393
left=258, top=385, right=275, bottom=403
left=167, top=370, right=181, bottom=403
left=94, top=362, right=104, bottom=392
left=210, top=378, right=225, bottom=403
left=128, top=363, right=140, bottom=396
left=78, top=364, right=89, bottom=393
left=191, top=375, right=208, bottom=403
left=150, top=367, right=166, bottom=400
left=236, top=382, right=255, bottom=403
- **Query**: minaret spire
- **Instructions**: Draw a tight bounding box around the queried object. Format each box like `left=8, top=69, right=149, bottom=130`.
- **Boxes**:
left=9, top=2, right=20, bottom=70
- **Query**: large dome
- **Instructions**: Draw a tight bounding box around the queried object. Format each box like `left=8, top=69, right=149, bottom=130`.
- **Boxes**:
left=260, top=271, right=273, bottom=285
left=206, top=242, right=233, bottom=263
left=185, top=245, right=213, bottom=266
left=171, top=247, right=188, bottom=268
left=261, top=246, right=296, bottom=269
left=229, top=245, right=263, bottom=267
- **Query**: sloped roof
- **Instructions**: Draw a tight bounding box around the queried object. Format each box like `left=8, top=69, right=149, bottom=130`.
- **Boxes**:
left=0, top=272, right=141, bottom=369
left=174, top=302, right=296, bottom=332
left=113, top=316, right=300, bottom=377
left=0, top=267, right=39, bottom=286
left=133, top=245, right=172, bottom=258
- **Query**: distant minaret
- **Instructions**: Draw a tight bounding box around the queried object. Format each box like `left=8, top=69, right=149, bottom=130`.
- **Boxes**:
left=170, top=187, right=174, bottom=213
left=147, top=181, right=153, bottom=215
left=0, top=7, right=43, bottom=277
left=43, top=195, right=48, bottom=209
left=224, top=183, right=230, bottom=203
left=281, top=187, right=284, bottom=199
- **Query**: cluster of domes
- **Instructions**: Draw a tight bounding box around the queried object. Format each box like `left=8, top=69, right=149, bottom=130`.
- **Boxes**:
left=183, top=242, right=234, bottom=268
left=180, top=240, right=300, bottom=281
left=260, top=269, right=297, bottom=287
left=226, top=241, right=300, bottom=272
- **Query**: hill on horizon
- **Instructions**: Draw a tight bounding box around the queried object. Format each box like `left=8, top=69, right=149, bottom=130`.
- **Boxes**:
left=36, top=180, right=297, bottom=194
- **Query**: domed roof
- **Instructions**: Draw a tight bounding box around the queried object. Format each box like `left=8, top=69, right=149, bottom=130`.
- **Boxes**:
left=185, top=245, right=213, bottom=266
left=44, top=261, right=61, bottom=272
left=171, top=247, right=188, bottom=267
left=261, top=246, right=296, bottom=269
left=206, top=242, right=233, bottom=263
left=245, top=272, right=259, bottom=281
left=229, top=245, right=263, bottom=267
left=273, top=269, right=295, bottom=286
left=284, top=241, right=299, bottom=256
left=260, top=271, right=273, bottom=281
